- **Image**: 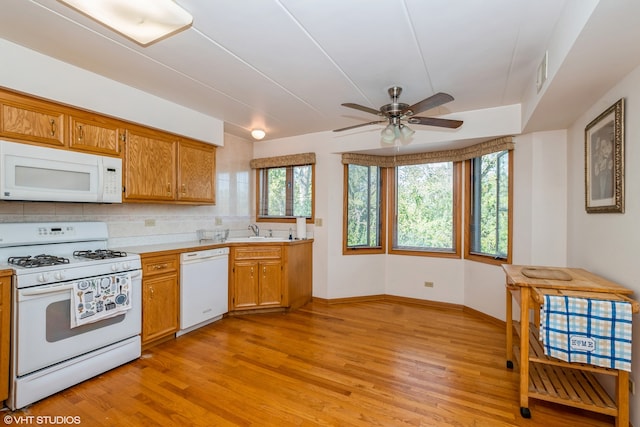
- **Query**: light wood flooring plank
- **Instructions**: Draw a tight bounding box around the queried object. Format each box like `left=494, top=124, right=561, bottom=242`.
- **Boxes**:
left=5, top=300, right=615, bottom=426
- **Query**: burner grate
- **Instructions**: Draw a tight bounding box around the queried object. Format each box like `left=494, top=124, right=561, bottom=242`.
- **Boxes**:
left=8, top=254, right=71, bottom=268
left=73, top=250, right=128, bottom=260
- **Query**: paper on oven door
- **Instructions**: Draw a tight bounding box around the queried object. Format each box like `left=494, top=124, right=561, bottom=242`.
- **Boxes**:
left=70, top=273, right=132, bottom=328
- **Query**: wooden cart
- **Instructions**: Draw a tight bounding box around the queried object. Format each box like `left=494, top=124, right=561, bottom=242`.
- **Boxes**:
left=503, top=265, right=639, bottom=427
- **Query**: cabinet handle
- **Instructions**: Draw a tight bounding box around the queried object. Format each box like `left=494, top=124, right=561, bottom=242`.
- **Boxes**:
left=250, top=267, right=254, bottom=277
left=149, top=286, right=154, bottom=299
left=181, top=183, right=186, bottom=194
left=50, top=119, right=56, bottom=136
left=152, top=263, right=168, bottom=270
left=77, top=124, right=84, bottom=140
left=263, top=266, right=266, bottom=274
left=167, top=183, right=172, bottom=194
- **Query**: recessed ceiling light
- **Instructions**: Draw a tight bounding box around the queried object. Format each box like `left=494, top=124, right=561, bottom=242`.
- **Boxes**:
left=58, top=0, right=193, bottom=46
left=251, top=129, right=266, bottom=140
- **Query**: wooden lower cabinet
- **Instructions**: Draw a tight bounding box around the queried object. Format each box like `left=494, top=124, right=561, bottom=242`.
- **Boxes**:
left=231, top=247, right=282, bottom=310
left=230, top=241, right=312, bottom=313
left=141, top=254, right=179, bottom=347
left=0, top=271, right=11, bottom=402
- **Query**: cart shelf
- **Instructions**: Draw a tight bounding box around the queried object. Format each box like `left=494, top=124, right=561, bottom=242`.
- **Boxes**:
left=512, top=322, right=618, bottom=416
left=503, top=265, right=636, bottom=427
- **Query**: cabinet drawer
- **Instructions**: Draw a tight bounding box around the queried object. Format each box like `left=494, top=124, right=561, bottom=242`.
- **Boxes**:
left=142, top=254, right=179, bottom=277
left=233, top=246, right=282, bottom=260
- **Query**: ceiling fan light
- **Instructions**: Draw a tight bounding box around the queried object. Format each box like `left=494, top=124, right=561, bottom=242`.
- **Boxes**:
left=381, top=124, right=395, bottom=144
left=393, top=125, right=401, bottom=139
left=251, top=129, right=266, bottom=140
left=58, top=0, right=193, bottom=46
left=381, top=123, right=395, bottom=137
left=399, top=124, right=415, bottom=139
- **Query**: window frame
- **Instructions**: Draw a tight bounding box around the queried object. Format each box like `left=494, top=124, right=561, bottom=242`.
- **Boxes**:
left=464, top=150, right=513, bottom=265
left=255, top=163, right=315, bottom=223
left=342, top=164, right=387, bottom=255
left=388, top=161, right=462, bottom=258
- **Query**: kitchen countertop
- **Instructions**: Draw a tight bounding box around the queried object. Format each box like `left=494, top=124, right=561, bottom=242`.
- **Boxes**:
left=115, top=238, right=313, bottom=257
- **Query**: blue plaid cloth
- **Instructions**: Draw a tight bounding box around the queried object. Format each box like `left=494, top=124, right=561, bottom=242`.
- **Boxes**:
left=540, top=295, right=633, bottom=371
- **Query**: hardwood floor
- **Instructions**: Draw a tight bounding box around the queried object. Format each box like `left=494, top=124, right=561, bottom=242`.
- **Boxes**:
left=5, top=301, right=615, bottom=426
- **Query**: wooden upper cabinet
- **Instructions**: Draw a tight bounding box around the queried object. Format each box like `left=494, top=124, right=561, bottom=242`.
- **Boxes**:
left=0, top=95, right=65, bottom=147
left=177, top=139, right=216, bottom=203
left=124, top=127, right=176, bottom=202
left=0, top=88, right=218, bottom=205
left=68, top=112, right=124, bottom=156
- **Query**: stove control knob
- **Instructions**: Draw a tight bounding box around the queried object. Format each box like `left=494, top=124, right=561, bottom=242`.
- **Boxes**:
left=37, top=273, right=48, bottom=283
left=122, top=262, right=130, bottom=270
left=54, top=271, right=65, bottom=281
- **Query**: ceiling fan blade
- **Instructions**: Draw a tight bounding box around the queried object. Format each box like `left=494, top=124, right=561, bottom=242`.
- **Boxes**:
left=333, top=120, right=386, bottom=132
left=341, top=103, right=381, bottom=116
left=407, top=116, right=463, bottom=129
left=402, top=92, right=454, bottom=116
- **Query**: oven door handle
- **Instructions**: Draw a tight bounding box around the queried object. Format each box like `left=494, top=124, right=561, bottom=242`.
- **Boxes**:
left=19, top=271, right=141, bottom=297
left=20, top=283, right=75, bottom=296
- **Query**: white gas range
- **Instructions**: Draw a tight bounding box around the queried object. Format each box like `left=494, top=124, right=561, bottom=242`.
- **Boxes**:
left=0, top=222, right=142, bottom=410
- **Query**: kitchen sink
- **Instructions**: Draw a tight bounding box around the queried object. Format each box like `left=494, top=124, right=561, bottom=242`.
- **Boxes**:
left=225, top=236, right=291, bottom=243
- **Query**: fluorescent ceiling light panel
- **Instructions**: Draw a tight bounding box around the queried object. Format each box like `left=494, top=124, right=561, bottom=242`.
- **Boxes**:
left=59, top=0, right=193, bottom=46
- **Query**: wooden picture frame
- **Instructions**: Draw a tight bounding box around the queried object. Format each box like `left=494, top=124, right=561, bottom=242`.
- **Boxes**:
left=585, top=98, right=624, bottom=213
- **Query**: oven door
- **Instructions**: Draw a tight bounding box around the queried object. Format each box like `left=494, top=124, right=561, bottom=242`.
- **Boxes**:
left=15, top=271, right=141, bottom=377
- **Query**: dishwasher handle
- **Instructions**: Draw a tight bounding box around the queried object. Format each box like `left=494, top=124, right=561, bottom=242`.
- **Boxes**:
left=180, top=247, right=229, bottom=264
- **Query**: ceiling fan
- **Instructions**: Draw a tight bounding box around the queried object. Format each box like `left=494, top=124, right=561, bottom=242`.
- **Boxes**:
left=333, top=86, right=463, bottom=143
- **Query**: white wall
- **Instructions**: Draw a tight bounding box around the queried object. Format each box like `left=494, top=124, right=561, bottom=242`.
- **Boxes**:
left=464, top=130, right=568, bottom=321
left=566, top=63, right=640, bottom=425
left=0, top=39, right=244, bottom=246
left=252, top=107, right=565, bottom=308
left=0, top=39, right=224, bottom=145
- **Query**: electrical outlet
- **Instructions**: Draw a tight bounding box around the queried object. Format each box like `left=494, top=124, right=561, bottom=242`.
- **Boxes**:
left=630, top=379, right=636, bottom=395
left=315, top=218, right=323, bottom=227
left=144, top=219, right=156, bottom=227
left=424, top=281, right=434, bottom=288
left=215, top=217, right=223, bottom=226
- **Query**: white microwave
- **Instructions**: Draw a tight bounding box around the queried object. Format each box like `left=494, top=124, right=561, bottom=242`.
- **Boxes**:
left=0, top=141, right=122, bottom=203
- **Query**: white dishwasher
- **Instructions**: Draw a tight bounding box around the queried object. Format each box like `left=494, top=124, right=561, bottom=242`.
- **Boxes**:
left=177, top=247, right=229, bottom=336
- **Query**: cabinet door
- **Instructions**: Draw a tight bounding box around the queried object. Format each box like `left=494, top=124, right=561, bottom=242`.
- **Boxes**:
left=69, top=112, right=124, bottom=156
left=258, top=261, right=282, bottom=307
left=177, top=139, right=215, bottom=203
left=232, top=261, right=259, bottom=309
left=1, top=97, right=65, bottom=146
left=142, top=272, right=179, bottom=344
left=124, top=127, right=176, bottom=201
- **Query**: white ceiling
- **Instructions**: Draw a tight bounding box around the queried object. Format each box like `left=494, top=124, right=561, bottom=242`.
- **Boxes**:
left=0, top=0, right=639, bottom=143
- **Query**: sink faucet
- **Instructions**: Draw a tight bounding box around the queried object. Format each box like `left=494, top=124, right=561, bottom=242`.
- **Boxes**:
left=248, top=224, right=259, bottom=236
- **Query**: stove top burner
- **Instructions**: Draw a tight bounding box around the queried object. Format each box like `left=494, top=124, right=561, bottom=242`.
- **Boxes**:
left=8, top=254, right=71, bottom=268
left=73, top=250, right=128, bottom=260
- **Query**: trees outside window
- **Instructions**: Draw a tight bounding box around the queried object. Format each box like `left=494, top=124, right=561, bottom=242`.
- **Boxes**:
left=341, top=141, right=511, bottom=262
left=465, top=150, right=512, bottom=264
left=343, top=164, right=385, bottom=254
left=389, top=162, right=461, bottom=257
left=258, top=165, right=313, bottom=220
